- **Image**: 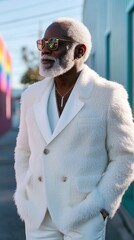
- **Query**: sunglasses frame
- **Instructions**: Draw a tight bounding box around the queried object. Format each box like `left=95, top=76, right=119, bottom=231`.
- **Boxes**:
left=36, top=37, right=72, bottom=51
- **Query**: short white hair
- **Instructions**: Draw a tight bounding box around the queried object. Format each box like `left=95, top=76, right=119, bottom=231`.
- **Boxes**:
left=52, top=17, right=92, bottom=62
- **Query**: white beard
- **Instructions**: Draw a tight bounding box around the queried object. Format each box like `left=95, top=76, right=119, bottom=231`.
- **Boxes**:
left=39, top=45, right=76, bottom=78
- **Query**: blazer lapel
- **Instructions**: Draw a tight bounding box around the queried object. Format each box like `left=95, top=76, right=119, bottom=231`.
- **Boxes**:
left=50, top=89, right=84, bottom=143
left=33, top=79, right=53, bottom=144
left=32, top=64, right=95, bottom=145
left=48, top=65, right=94, bottom=143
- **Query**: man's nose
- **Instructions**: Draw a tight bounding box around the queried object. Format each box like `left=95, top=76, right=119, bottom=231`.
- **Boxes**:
left=41, top=44, right=52, bottom=55
left=41, top=48, right=52, bottom=55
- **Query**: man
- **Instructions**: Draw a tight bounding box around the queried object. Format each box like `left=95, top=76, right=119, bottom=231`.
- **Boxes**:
left=14, top=17, right=134, bottom=240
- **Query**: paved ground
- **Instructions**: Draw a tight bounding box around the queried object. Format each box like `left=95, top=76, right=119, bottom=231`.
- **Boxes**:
left=0, top=129, right=25, bottom=240
left=0, top=128, right=134, bottom=240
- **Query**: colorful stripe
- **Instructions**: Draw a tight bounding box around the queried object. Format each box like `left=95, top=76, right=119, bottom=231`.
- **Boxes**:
left=0, top=37, right=4, bottom=64
left=0, top=36, right=11, bottom=94
left=0, top=36, right=12, bottom=119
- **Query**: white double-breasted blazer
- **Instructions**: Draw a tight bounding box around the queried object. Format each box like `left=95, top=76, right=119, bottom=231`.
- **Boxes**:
left=14, top=64, right=134, bottom=233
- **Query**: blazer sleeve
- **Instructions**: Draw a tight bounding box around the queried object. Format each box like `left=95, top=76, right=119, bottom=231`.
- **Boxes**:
left=60, top=85, right=134, bottom=231
left=96, top=84, right=134, bottom=217
left=14, top=92, right=31, bottom=188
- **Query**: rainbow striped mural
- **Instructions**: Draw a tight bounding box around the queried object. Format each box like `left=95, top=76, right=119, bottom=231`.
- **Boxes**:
left=0, top=36, right=12, bottom=135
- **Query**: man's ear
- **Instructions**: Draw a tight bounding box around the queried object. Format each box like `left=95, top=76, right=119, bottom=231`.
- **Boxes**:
left=74, top=44, right=86, bottom=59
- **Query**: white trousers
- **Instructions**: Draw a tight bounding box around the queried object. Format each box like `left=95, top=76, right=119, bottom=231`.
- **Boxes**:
left=25, top=210, right=107, bottom=240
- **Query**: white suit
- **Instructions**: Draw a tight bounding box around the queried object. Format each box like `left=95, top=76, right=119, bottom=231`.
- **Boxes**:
left=14, top=65, right=134, bottom=237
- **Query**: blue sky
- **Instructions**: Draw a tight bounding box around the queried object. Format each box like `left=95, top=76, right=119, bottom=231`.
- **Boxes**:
left=0, top=0, right=84, bottom=89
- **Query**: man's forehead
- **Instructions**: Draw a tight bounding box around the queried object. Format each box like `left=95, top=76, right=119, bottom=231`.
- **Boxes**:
left=44, top=22, right=69, bottom=39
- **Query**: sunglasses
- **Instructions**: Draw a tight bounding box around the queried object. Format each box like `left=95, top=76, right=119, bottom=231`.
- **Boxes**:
left=36, top=37, right=72, bottom=51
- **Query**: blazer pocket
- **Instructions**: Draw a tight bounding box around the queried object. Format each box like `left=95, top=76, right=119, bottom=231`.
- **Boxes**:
left=78, top=117, right=101, bottom=124
left=23, top=169, right=32, bottom=188
left=75, top=175, right=101, bottom=193
left=77, top=117, right=105, bottom=142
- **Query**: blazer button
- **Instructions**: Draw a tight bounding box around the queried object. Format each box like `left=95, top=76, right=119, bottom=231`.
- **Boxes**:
left=38, top=176, right=43, bottom=182
left=61, top=176, right=68, bottom=182
left=43, top=148, right=49, bottom=154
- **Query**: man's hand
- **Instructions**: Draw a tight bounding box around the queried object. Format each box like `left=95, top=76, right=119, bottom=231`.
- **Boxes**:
left=100, top=209, right=109, bottom=220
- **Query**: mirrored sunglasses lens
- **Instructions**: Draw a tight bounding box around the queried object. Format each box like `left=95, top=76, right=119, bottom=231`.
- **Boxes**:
left=49, top=38, right=58, bottom=50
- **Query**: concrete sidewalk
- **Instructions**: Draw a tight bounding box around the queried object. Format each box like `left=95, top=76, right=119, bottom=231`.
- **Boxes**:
left=0, top=128, right=25, bottom=240
left=0, top=128, right=134, bottom=240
